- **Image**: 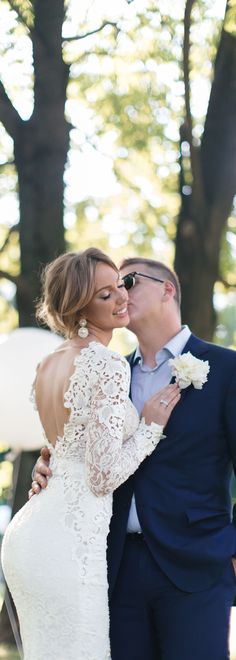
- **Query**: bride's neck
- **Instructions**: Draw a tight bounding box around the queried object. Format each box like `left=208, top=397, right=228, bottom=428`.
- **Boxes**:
left=67, top=329, right=112, bottom=349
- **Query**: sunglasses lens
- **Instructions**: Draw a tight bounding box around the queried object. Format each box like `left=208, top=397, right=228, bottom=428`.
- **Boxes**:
left=123, top=274, right=135, bottom=290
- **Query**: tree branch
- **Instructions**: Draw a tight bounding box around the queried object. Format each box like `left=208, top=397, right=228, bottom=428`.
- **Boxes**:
left=219, top=276, right=236, bottom=289
left=0, top=160, right=15, bottom=169
left=7, top=0, right=33, bottom=31
left=0, top=81, right=23, bottom=139
left=0, top=224, right=19, bottom=255
left=0, top=270, right=18, bottom=284
left=63, top=21, right=119, bottom=42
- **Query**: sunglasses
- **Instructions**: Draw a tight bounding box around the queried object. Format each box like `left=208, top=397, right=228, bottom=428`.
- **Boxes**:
left=122, top=271, right=165, bottom=290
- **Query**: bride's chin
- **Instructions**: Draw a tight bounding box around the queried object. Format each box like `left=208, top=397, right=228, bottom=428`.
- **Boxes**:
left=114, top=316, right=130, bottom=328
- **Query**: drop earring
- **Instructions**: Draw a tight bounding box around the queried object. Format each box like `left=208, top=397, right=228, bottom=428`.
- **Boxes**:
left=78, top=319, right=89, bottom=338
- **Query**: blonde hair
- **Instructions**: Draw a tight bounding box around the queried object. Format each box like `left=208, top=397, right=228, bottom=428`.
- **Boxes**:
left=36, top=248, right=118, bottom=337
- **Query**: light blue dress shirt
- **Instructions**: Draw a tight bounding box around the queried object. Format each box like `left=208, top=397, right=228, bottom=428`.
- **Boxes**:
left=127, top=325, right=191, bottom=533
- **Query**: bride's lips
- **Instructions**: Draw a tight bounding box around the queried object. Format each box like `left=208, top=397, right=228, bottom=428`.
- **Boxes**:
left=113, top=306, right=128, bottom=317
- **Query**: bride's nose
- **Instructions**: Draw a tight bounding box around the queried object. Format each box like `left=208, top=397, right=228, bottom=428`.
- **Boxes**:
left=117, top=286, right=128, bottom=302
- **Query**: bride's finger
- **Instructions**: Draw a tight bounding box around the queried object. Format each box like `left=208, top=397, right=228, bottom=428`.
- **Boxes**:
left=166, top=388, right=181, bottom=404
left=152, top=386, right=180, bottom=406
left=164, top=383, right=179, bottom=393
left=166, top=392, right=181, bottom=411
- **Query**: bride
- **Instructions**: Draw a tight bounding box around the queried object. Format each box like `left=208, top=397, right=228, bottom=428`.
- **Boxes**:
left=1, top=247, right=180, bottom=660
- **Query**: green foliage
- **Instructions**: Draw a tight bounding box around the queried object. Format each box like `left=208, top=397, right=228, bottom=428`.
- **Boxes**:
left=220, top=213, right=236, bottom=287
left=0, top=223, right=19, bottom=331
left=0, top=645, right=20, bottom=659
left=3, top=0, right=34, bottom=29
left=64, top=1, right=224, bottom=251
left=214, top=294, right=236, bottom=348
left=0, top=454, right=12, bottom=502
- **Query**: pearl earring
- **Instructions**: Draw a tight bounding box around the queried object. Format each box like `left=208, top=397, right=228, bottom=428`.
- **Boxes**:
left=78, top=319, right=89, bottom=338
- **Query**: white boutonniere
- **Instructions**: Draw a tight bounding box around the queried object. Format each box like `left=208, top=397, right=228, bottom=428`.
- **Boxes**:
left=169, top=352, right=210, bottom=390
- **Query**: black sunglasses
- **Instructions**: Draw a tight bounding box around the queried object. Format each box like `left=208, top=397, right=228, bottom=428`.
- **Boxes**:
left=122, top=271, right=165, bottom=290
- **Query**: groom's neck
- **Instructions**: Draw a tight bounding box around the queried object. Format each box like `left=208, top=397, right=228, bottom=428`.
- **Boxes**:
left=135, top=322, right=182, bottom=368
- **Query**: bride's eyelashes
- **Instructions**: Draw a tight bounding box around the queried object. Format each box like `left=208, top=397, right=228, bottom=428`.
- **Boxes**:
left=100, top=283, right=126, bottom=300
left=101, top=294, right=111, bottom=300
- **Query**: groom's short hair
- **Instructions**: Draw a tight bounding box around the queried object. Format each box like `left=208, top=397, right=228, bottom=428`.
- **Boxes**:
left=120, top=257, right=181, bottom=308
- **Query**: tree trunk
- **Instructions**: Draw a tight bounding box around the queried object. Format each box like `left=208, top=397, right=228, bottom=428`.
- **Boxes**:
left=13, top=0, right=70, bottom=325
left=174, top=6, right=236, bottom=340
left=174, top=207, right=217, bottom=340
left=14, top=115, right=68, bottom=325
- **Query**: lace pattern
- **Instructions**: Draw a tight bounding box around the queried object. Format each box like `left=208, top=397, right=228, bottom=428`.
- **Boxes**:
left=1, top=341, right=164, bottom=659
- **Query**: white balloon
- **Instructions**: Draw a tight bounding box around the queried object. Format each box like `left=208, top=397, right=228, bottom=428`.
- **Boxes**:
left=0, top=328, right=62, bottom=450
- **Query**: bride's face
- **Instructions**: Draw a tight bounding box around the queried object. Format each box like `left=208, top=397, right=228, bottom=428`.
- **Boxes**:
left=84, top=263, right=129, bottom=332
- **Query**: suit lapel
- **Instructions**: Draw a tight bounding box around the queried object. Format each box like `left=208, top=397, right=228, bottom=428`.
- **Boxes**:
left=180, top=333, right=210, bottom=358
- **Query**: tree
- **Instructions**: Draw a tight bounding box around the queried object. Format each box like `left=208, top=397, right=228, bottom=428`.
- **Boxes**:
left=174, top=0, right=236, bottom=339
left=0, top=0, right=70, bottom=326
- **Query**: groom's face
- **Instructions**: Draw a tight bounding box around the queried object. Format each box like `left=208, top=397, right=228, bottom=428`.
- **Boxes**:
left=120, top=263, right=165, bottom=333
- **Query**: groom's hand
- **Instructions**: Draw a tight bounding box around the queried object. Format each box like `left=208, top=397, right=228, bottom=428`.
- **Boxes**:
left=28, top=447, right=52, bottom=499
left=232, top=558, right=236, bottom=577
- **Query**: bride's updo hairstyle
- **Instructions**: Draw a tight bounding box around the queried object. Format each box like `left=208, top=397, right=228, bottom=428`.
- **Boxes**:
left=36, top=247, right=118, bottom=337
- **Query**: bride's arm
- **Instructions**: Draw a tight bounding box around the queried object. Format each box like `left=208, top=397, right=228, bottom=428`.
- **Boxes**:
left=85, top=353, right=180, bottom=496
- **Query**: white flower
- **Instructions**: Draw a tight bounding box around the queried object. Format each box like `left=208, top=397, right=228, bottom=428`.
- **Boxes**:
left=169, top=352, right=210, bottom=390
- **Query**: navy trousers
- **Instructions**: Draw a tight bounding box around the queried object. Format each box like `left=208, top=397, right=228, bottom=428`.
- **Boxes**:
left=110, top=535, right=236, bottom=660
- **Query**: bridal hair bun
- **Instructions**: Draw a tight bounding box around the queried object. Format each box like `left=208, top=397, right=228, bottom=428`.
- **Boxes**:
left=36, top=248, right=118, bottom=338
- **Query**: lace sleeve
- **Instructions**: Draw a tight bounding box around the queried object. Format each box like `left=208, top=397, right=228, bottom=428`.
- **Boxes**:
left=85, top=352, right=163, bottom=496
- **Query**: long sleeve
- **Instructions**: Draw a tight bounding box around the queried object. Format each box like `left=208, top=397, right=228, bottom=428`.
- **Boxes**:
left=85, top=351, right=163, bottom=496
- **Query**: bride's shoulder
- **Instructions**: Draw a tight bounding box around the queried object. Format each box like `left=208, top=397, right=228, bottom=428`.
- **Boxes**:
left=106, top=348, right=130, bottom=379
left=86, top=342, right=130, bottom=375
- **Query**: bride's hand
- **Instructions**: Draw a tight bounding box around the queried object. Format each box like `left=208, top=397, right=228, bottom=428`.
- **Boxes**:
left=28, top=447, right=52, bottom=499
left=141, top=383, right=181, bottom=426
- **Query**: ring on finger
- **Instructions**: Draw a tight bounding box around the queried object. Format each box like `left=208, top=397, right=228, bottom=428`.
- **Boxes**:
left=160, top=399, right=168, bottom=407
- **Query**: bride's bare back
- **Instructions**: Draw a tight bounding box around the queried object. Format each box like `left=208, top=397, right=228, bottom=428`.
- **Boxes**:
left=35, top=343, right=85, bottom=447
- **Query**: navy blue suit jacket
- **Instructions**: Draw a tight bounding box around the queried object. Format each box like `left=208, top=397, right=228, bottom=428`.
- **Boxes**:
left=107, top=334, right=236, bottom=595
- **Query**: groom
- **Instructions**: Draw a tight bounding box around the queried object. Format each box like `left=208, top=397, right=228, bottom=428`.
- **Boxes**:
left=32, top=257, right=236, bottom=660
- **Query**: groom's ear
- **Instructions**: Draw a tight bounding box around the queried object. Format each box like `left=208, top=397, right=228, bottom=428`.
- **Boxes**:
left=162, top=280, right=175, bottom=302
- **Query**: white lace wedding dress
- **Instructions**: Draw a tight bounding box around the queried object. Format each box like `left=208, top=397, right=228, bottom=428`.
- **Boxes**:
left=1, top=342, right=163, bottom=660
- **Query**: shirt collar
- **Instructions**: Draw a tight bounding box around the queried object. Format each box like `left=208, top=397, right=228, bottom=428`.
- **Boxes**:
left=133, top=325, right=191, bottom=366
